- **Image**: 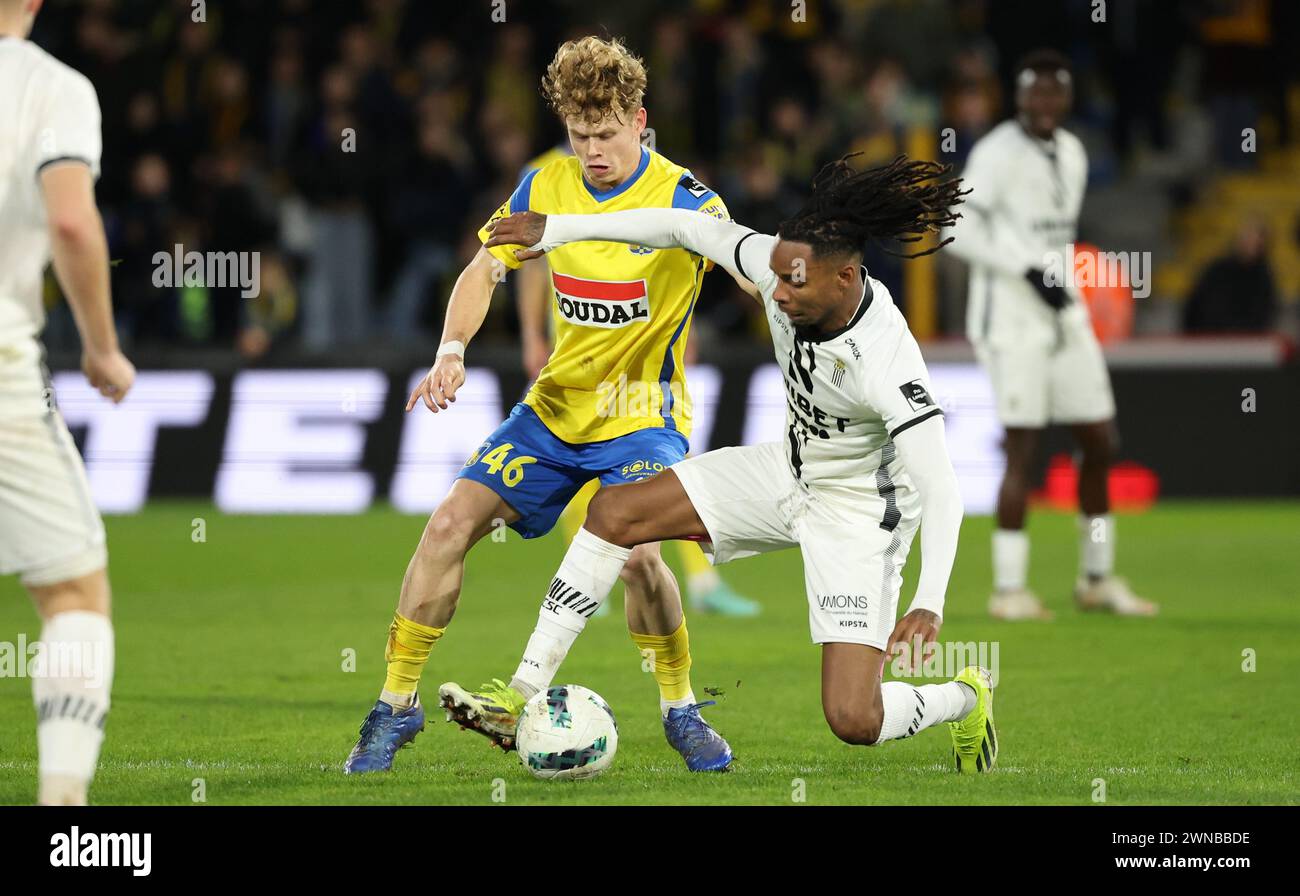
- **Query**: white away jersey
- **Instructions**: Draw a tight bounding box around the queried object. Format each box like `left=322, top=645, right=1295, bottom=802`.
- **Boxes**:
left=947, top=119, right=1090, bottom=349
left=734, top=237, right=944, bottom=520
left=0, top=37, right=103, bottom=345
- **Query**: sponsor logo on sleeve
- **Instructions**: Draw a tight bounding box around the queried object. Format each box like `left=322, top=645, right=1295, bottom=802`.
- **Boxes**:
left=899, top=380, right=935, bottom=411
left=679, top=174, right=710, bottom=198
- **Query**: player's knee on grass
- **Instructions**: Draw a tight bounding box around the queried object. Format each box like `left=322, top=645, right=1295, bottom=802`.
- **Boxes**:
left=823, top=702, right=884, bottom=746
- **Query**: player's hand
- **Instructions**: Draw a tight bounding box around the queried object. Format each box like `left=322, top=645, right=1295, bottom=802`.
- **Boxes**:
left=485, top=211, right=548, bottom=261
left=522, top=333, right=551, bottom=381
left=886, top=609, right=941, bottom=676
left=1024, top=268, right=1070, bottom=311
left=81, top=348, right=135, bottom=404
left=407, top=353, right=465, bottom=413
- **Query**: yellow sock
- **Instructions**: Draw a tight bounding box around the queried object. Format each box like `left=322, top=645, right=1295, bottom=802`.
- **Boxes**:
left=630, top=619, right=695, bottom=710
left=381, top=613, right=444, bottom=706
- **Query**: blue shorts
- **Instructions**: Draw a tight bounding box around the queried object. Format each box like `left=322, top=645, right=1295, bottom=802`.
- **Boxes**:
left=456, top=403, right=689, bottom=539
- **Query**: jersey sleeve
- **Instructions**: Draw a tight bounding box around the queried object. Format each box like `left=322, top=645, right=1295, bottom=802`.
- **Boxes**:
left=867, top=331, right=945, bottom=440
left=869, top=331, right=959, bottom=618
left=34, top=69, right=102, bottom=180
left=673, top=173, right=729, bottom=272
left=541, top=208, right=775, bottom=288
left=892, top=414, right=963, bottom=619
left=478, top=167, right=540, bottom=270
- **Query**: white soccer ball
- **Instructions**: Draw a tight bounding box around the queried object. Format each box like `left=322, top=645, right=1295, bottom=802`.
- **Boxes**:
left=516, top=685, right=618, bottom=780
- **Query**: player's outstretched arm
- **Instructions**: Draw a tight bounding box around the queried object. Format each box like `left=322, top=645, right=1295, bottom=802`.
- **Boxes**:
left=41, top=162, right=135, bottom=404
left=407, top=246, right=504, bottom=413
left=487, top=208, right=773, bottom=288
left=886, top=415, right=964, bottom=666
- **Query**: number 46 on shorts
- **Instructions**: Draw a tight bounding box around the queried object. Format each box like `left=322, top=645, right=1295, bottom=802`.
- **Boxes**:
left=466, top=441, right=536, bottom=488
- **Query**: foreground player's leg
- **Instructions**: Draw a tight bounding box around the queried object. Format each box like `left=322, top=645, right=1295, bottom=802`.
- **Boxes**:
left=821, top=643, right=994, bottom=772
left=439, top=525, right=628, bottom=749
left=1070, top=421, right=1157, bottom=616
left=626, top=573, right=692, bottom=715
left=676, top=540, right=761, bottom=617
left=989, top=427, right=1052, bottom=621
left=345, top=480, right=517, bottom=773
left=594, top=480, right=731, bottom=770
left=442, top=472, right=732, bottom=768
left=622, top=544, right=732, bottom=771
left=557, top=478, right=611, bottom=617
left=27, top=569, right=115, bottom=806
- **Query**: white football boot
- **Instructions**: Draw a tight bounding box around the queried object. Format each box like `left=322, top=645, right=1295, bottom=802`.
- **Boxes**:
left=988, top=588, right=1054, bottom=621
left=1075, top=576, right=1158, bottom=616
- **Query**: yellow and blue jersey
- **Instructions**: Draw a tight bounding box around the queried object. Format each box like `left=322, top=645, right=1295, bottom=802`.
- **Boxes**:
left=478, top=146, right=729, bottom=445
left=522, top=143, right=572, bottom=175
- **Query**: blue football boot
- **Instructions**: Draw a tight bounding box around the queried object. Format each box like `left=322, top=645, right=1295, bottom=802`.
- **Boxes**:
left=343, top=695, right=425, bottom=774
left=663, top=701, right=733, bottom=771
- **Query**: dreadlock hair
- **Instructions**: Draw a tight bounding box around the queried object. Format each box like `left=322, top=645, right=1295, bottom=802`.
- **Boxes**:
left=778, top=154, right=969, bottom=261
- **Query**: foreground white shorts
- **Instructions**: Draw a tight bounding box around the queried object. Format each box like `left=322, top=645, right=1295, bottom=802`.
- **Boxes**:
left=974, top=324, right=1116, bottom=428
left=0, top=340, right=106, bottom=587
left=671, top=442, right=918, bottom=650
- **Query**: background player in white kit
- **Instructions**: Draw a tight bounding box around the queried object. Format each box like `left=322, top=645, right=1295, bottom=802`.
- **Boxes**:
left=0, top=0, right=134, bottom=804
left=482, top=157, right=998, bottom=771
left=945, top=49, right=1156, bottom=621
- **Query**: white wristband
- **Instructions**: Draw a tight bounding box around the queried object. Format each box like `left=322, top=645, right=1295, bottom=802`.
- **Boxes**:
left=437, top=340, right=465, bottom=359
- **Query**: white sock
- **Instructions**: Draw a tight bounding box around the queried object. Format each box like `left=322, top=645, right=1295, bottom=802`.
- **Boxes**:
left=874, top=681, right=975, bottom=744
left=1079, top=514, right=1115, bottom=581
left=510, top=528, right=631, bottom=697
left=662, top=693, right=698, bottom=715
left=32, top=610, right=114, bottom=805
left=992, top=529, right=1029, bottom=592
left=380, top=689, right=416, bottom=711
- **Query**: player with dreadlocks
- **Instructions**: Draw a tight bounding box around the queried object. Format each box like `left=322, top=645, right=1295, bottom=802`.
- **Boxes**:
left=480, top=155, right=998, bottom=770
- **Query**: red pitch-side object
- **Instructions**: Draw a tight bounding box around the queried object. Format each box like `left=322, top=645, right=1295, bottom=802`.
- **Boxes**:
left=1073, top=242, right=1134, bottom=345
left=1032, top=453, right=1160, bottom=512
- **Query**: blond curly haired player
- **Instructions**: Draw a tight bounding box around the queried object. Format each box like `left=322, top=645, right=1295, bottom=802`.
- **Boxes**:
left=346, top=37, right=750, bottom=773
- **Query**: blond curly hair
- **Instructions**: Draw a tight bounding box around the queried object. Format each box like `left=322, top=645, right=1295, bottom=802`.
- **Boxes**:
left=542, top=36, right=647, bottom=125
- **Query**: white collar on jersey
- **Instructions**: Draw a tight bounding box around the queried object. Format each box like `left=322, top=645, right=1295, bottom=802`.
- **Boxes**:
left=795, top=265, right=873, bottom=344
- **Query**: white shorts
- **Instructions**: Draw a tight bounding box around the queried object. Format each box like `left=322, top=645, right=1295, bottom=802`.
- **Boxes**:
left=0, top=341, right=106, bottom=587
left=671, top=442, right=918, bottom=650
left=975, top=324, right=1115, bottom=428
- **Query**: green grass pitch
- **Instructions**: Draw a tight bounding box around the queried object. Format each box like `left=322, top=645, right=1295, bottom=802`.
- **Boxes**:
left=1, top=501, right=1296, bottom=805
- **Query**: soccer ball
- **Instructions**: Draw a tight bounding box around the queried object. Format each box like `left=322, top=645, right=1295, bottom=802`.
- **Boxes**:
left=515, top=685, right=618, bottom=780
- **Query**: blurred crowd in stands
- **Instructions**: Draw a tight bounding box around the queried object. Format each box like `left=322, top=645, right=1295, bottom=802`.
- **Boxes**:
left=31, top=0, right=1300, bottom=358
